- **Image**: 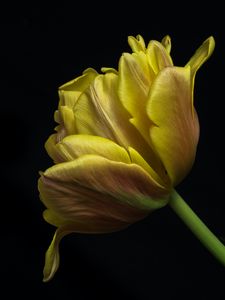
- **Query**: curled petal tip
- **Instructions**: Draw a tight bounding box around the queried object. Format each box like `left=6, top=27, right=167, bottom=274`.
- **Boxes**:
left=186, top=35, right=215, bottom=75
left=161, top=35, right=171, bottom=53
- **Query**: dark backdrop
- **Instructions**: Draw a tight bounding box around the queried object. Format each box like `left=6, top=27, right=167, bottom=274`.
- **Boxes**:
left=1, top=4, right=225, bottom=300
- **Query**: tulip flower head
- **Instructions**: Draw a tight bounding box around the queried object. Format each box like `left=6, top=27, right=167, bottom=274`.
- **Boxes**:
left=38, top=34, right=216, bottom=282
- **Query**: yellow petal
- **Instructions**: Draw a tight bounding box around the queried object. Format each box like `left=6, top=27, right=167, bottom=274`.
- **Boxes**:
left=58, top=68, right=98, bottom=108
left=186, top=36, right=215, bottom=110
left=128, top=147, right=170, bottom=188
left=118, top=51, right=153, bottom=143
left=74, top=73, right=121, bottom=142
left=118, top=52, right=168, bottom=175
left=43, top=226, right=74, bottom=282
left=58, top=105, right=76, bottom=135
left=50, top=68, right=98, bottom=147
left=161, top=35, right=171, bottom=54
left=38, top=155, right=169, bottom=218
left=74, top=72, right=153, bottom=163
left=146, top=40, right=173, bottom=74
left=43, top=209, right=67, bottom=227
left=56, top=134, right=131, bottom=163
left=185, top=36, right=215, bottom=77
left=128, top=34, right=146, bottom=53
left=45, top=134, right=64, bottom=163
left=101, top=67, right=118, bottom=74
left=147, top=66, right=199, bottom=185
left=42, top=210, right=139, bottom=282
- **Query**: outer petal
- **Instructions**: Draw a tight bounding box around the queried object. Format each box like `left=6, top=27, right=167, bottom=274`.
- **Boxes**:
left=186, top=36, right=215, bottom=109
left=147, top=66, right=199, bottom=185
left=40, top=151, right=169, bottom=282
left=42, top=214, right=138, bottom=282
left=43, top=226, right=74, bottom=282
left=185, top=36, right=215, bottom=77
left=38, top=155, right=169, bottom=219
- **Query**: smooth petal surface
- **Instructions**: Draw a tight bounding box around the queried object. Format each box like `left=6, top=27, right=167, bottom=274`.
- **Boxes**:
left=147, top=66, right=199, bottom=185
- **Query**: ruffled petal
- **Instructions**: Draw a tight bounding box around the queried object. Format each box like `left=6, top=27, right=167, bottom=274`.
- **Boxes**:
left=53, top=68, right=98, bottom=143
left=74, top=72, right=153, bottom=163
left=128, top=34, right=146, bottom=53
left=147, top=66, right=199, bottom=185
left=58, top=68, right=98, bottom=108
left=146, top=40, right=173, bottom=74
left=118, top=52, right=168, bottom=177
left=118, top=51, right=153, bottom=142
left=118, top=51, right=152, bottom=117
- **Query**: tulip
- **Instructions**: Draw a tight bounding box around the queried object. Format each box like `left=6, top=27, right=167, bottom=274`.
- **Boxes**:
left=39, top=34, right=225, bottom=282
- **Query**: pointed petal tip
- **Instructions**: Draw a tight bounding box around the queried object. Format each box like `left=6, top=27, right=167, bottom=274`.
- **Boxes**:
left=206, top=35, right=215, bottom=53
left=185, top=35, right=215, bottom=75
left=128, top=34, right=146, bottom=53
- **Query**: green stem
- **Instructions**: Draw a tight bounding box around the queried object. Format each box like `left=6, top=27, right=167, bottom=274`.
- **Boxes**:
left=169, top=189, right=225, bottom=266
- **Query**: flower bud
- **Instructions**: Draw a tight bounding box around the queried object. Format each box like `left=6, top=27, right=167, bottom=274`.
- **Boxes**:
left=38, top=34, right=215, bottom=281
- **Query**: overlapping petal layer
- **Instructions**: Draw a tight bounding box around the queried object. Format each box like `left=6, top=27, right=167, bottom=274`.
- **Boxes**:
left=73, top=72, right=157, bottom=167
left=147, top=66, right=199, bottom=185
left=38, top=34, right=215, bottom=282
left=39, top=154, right=169, bottom=281
left=39, top=155, right=169, bottom=218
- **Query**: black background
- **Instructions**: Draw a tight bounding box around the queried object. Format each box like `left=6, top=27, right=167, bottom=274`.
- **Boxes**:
left=1, top=4, right=225, bottom=300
